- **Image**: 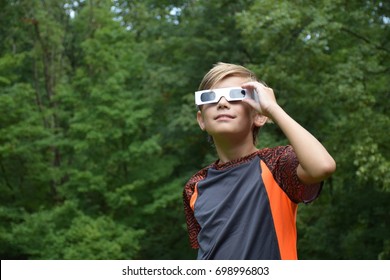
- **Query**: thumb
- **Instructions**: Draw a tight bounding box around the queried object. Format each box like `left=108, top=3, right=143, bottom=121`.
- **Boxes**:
left=242, top=98, right=261, bottom=113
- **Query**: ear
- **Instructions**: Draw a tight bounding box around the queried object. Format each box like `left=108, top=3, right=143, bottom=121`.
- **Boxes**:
left=197, top=110, right=206, bottom=130
left=254, top=113, right=268, bottom=127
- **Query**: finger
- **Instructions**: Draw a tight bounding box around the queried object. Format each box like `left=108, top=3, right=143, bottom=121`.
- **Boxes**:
left=241, top=81, right=266, bottom=91
left=242, top=98, right=261, bottom=111
left=240, top=82, right=261, bottom=101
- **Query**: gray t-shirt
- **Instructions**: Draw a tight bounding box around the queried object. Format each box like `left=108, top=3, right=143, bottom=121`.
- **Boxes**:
left=183, top=146, right=322, bottom=260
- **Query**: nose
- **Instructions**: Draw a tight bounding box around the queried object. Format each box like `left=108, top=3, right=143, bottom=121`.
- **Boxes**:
left=217, top=96, right=230, bottom=109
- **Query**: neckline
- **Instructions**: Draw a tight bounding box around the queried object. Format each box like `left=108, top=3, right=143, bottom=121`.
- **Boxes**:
left=212, top=150, right=260, bottom=171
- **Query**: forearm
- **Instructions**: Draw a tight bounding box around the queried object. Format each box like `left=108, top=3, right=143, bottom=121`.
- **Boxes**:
left=269, top=104, right=336, bottom=184
left=241, top=81, right=336, bottom=183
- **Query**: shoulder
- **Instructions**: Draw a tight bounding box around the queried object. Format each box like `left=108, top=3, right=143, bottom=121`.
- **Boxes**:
left=256, top=145, right=296, bottom=169
left=256, top=145, right=298, bottom=183
left=183, top=163, right=213, bottom=200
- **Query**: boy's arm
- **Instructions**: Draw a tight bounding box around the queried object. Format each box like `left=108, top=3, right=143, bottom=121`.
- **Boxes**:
left=242, top=82, right=336, bottom=185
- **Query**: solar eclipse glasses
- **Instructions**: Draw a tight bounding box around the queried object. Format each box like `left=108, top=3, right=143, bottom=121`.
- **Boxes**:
left=195, top=87, right=258, bottom=106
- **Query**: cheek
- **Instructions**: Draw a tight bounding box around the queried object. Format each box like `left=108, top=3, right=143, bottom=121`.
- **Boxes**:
left=201, top=107, right=214, bottom=121
left=240, top=105, right=256, bottom=123
left=198, top=111, right=212, bottom=129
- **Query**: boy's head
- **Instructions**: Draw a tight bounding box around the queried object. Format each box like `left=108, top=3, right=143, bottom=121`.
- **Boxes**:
left=197, top=62, right=266, bottom=145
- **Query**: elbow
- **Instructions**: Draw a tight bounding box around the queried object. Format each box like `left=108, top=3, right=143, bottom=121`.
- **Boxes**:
left=298, top=158, right=336, bottom=184
left=308, top=157, right=336, bottom=183
left=320, top=157, right=337, bottom=179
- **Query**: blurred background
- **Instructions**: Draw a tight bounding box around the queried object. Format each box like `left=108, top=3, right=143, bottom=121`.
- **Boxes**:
left=0, top=0, right=389, bottom=260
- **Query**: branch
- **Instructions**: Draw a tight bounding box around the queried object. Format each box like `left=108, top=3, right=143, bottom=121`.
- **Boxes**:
left=341, top=27, right=390, bottom=53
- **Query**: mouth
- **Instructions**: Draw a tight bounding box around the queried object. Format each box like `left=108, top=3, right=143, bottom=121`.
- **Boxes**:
left=214, top=114, right=236, bottom=120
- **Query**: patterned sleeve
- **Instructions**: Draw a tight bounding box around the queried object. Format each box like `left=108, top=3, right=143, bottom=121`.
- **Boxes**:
left=259, top=145, right=323, bottom=204
left=183, top=167, right=209, bottom=249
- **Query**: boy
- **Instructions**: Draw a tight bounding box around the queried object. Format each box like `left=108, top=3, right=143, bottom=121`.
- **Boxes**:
left=183, top=62, right=336, bottom=260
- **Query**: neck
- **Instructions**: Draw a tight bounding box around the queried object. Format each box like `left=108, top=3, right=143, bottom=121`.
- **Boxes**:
left=213, top=134, right=258, bottom=164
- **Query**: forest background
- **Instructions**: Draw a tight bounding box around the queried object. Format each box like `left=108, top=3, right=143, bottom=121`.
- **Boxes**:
left=0, top=0, right=389, bottom=260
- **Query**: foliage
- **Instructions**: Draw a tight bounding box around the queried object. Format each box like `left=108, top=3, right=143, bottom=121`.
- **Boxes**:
left=0, top=0, right=388, bottom=260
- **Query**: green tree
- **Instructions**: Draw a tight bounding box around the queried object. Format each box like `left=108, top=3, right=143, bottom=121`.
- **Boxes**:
left=1, top=0, right=155, bottom=259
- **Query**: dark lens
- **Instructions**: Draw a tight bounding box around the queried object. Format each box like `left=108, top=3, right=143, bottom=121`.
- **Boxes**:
left=229, top=89, right=246, bottom=99
left=200, top=91, right=215, bottom=102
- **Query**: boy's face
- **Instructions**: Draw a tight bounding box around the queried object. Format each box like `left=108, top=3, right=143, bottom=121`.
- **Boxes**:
left=197, top=76, right=263, bottom=143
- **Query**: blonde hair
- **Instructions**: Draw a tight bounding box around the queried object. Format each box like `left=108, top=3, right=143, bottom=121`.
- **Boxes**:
left=199, top=62, right=260, bottom=90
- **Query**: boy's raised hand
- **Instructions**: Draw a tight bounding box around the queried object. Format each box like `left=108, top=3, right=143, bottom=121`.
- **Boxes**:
left=241, top=81, right=278, bottom=119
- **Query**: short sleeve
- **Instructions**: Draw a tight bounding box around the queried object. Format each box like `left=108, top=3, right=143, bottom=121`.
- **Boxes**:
left=183, top=166, right=210, bottom=249
left=259, top=145, right=323, bottom=204
left=183, top=182, right=201, bottom=249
